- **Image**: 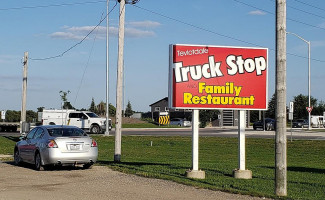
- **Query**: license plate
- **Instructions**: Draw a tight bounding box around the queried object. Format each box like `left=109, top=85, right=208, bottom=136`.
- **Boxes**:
left=70, top=144, right=80, bottom=150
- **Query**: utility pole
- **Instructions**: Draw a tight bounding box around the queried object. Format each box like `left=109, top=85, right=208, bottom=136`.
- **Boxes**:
left=20, top=52, right=28, bottom=135
left=275, top=0, right=287, bottom=196
left=115, top=0, right=126, bottom=162
left=105, top=0, right=110, bottom=136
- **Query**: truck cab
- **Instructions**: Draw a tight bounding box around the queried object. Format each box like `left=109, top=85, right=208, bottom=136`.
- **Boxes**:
left=42, top=109, right=112, bottom=134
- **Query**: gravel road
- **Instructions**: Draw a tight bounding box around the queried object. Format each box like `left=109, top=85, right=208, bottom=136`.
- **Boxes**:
left=0, top=161, right=270, bottom=200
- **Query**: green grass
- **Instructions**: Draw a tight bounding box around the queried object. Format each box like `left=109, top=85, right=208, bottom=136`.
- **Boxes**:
left=1, top=135, right=325, bottom=199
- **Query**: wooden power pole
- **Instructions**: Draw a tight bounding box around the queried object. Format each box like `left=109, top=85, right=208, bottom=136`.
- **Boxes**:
left=115, top=0, right=125, bottom=162
left=275, top=0, right=287, bottom=196
left=20, top=52, right=28, bottom=134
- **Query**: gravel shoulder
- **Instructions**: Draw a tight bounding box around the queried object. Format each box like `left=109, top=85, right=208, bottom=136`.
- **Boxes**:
left=0, top=161, right=270, bottom=200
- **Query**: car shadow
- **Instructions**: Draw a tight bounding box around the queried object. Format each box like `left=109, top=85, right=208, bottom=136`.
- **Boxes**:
left=4, top=161, right=88, bottom=171
left=3, top=136, right=20, bottom=142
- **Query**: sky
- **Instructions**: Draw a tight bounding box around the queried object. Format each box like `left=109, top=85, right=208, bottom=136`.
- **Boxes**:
left=1, top=0, right=325, bottom=113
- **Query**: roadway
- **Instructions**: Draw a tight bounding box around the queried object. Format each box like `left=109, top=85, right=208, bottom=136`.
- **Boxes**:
left=1, top=127, right=325, bottom=140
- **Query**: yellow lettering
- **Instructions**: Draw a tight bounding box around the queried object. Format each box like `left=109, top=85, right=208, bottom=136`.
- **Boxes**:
left=183, top=93, right=192, bottom=104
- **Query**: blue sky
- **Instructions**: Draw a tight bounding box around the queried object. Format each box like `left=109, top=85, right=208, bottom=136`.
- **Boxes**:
left=1, top=0, right=325, bottom=112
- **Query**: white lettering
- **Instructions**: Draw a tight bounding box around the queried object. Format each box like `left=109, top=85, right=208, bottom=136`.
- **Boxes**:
left=177, top=48, right=209, bottom=57
left=174, top=56, right=223, bottom=83
left=226, top=55, right=267, bottom=76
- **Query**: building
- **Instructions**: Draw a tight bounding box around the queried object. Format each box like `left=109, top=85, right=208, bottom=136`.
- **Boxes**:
left=149, top=97, right=192, bottom=122
left=150, top=97, right=251, bottom=126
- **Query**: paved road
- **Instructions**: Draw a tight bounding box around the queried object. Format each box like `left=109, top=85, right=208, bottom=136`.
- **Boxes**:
left=1, top=127, right=325, bottom=140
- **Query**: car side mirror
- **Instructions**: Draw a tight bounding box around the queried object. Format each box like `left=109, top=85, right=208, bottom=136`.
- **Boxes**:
left=19, top=136, right=26, bottom=140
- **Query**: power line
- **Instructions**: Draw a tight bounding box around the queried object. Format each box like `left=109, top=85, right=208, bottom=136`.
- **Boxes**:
left=132, top=4, right=325, bottom=63
left=74, top=13, right=104, bottom=105
left=291, top=0, right=325, bottom=12
left=30, top=1, right=118, bottom=61
left=285, top=1, right=325, bottom=20
left=233, top=0, right=325, bottom=32
left=0, top=1, right=106, bottom=11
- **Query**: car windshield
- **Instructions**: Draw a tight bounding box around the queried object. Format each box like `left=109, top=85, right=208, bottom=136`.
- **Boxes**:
left=47, top=128, right=87, bottom=137
left=85, top=112, right=99, bottom=118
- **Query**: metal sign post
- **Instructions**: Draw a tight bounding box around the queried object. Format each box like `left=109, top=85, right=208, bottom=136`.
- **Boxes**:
left=289, top=102, right=294, bottom=142
left=1, top=110, right=6, bottom=122
left=185, top=109, right=205, bottom=179
left=233, top=110, right=252, bottom=179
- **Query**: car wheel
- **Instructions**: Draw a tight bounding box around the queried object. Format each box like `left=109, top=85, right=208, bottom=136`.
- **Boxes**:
left=14, top=148, right=21, bottom=166
left=35, top=152, right=45, bottom=171
left=83, top=163, right=93, bottom=169
left=90, top=125, right=100, bottom=134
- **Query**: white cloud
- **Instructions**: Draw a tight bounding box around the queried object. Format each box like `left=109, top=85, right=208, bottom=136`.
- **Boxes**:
left=318, top=22, right=325, bottom=29
left=50, top=32, right=86, bottom=40
left=50, top=20, right=160, bottom=40
left=248, top=10, right=266, bottom=15
left=128, top=20, right=161, bottom=28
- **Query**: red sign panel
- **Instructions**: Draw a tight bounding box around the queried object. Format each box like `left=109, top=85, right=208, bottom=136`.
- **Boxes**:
left=306, top=107, right=313, bottom=113
left=168, top=44, right=268, bottom=110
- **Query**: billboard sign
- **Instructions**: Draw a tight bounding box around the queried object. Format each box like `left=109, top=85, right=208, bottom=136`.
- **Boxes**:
left=168, top=44, right=268, bottom=110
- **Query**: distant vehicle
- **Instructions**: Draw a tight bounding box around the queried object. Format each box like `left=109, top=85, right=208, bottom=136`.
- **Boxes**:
left=170, top=118, right=191, bottom=127
left=310, top=115, right=324, bottom=128
left=292, top=119, right=308, bottom=128
left=0, top=122, right=19, bottom=132
left=253, top=118, right=276, bottom=131
left=41, top=109, right=111, bottom=134
left=14, top=125, right=98, bottom=170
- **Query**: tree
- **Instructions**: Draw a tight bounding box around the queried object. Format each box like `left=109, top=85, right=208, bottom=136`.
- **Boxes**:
left=199, top=110, right=219, bottom=128
left=97, top=101, right=106, bottom=116
left=59, top=90, right=74, bottom=109
left=109, top=103, right=116, bottom=117
left=265, top=93, right=276, bottom=119
left=37, top=107, right=44, bottom=112
left=124, top=101, right=134, bottom=117
left=89, top=98, right=97, bottom=113
left=293, top=94, right=317, bottom=119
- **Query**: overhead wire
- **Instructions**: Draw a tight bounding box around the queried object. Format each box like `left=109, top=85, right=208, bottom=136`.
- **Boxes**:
left=291, top=0, right=325, bottom=12
left=30, top=1, right=118, bottom=61
left=233, top=0, right=325, bottom=32
left=132, top=4, right=325, bottom=63
left=73, top=13, right=104, bottom=106
left=0, top=1, right=106, bottom=11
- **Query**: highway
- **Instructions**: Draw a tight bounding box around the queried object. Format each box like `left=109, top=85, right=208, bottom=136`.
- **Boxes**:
left=1, top=127, right=325, bottom=140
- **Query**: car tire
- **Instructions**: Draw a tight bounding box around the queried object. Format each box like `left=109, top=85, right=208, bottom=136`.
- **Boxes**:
left=35, top=152, right=45, bottom=171
left=90, top=125, right=100, bottom=134
left=14, top=148, right=21, bottom=166
left=83, top=163, right=93, bottom=169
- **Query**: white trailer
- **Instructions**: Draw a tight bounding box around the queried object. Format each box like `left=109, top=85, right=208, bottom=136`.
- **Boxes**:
left=310, top=115, right=324, bottom=128
left=41, top=109, right=112, bottom=134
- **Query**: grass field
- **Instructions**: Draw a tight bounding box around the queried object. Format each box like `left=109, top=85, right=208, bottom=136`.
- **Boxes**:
left=1, top=135, right=325, bottom=199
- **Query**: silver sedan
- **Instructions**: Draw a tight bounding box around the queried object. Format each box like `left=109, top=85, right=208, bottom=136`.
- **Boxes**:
left=14, top=125, right=98, bottom=170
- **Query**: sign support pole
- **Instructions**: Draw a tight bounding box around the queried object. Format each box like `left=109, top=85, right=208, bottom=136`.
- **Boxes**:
left=233, top=110, right=252, bottom=179
left=185, top=109, right=205, bottom=179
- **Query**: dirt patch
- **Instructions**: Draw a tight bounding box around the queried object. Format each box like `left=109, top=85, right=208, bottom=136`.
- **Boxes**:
left=0, top=161, right=271, bottom=200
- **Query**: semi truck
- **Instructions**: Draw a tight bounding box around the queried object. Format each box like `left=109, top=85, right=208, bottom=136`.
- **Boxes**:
left=0, top=122, right=19, bottom=132
left=41, top=109, right=112, bottom=134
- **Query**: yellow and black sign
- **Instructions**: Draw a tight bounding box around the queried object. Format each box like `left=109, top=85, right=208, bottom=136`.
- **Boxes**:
left=159, top=115, right=170, bottom=125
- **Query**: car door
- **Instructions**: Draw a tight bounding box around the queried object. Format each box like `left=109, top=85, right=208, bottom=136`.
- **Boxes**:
left=68, top=112, right=83, bottom=128
left=19, top=128, right=38, bottom=162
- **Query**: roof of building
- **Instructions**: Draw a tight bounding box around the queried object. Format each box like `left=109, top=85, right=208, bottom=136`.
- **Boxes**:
left=149, top=97, right=168, bottom=107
